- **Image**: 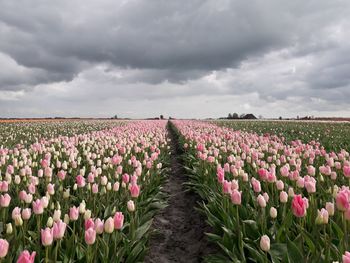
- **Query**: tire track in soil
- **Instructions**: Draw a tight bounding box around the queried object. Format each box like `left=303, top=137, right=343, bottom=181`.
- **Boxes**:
left=144, top=122, right=217, bottom=263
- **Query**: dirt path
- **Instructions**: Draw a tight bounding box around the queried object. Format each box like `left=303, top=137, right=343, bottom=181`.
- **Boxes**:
left=144, top=122, right=216, bottom=263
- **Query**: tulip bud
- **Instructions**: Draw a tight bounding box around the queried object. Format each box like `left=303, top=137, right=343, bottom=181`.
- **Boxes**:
left=79, top=201, right=86, bottom=214
left=14, top=216, right=23, bottom=226
left=127, top=200, right=135, bottom=212
left=280, top=191, right=288, bottom=203
left=53, top=210, right=61, bottom=222
left=326, top=202, right=335, bottom=216
left=257, top=195, right=266, bottom=208
left=64, top=214, right=70, bottom=224
left=84, top=209, right=92, bottom=220
left=6, top=223, right=13, bottom=234
left=47, top=217, right=53, bottom=227
left=288, top=187, right=295, bottom=198
left=260, top=235, right=270, bottom=252
left=63, top=189, right=70, bottom=199
left=104, top=217, right=114, bottom=233
left=315, top=208, right=329, bottom=224
left=270, top=207, right=277, bottom=219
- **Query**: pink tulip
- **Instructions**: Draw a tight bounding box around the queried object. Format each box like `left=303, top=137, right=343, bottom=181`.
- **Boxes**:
left=130, top=175, right=138, bottom=184
left=92, top=183, right=98, bottom=194
left=53, top=220, right=66, bottom=240
left=88, top=173, right=95, bottom=183
left=41, top=227, right=53, bottom=246
left=17, top=250, right=36, bottom=263
left=85, top=228, right=96, bottom=245
left=117, top=165, right=123, bottom=174
left=251, top=178, right=261, bottom=193
left=216, top=167, right=224, bottom=183
left=113, top=182, right=120, bottom=191
left=28, top=183, right=36, bottom=194
left=6, top=165, right=14, bottom=175
left=94, top=218, right=104, bottom=234
left=307, top=165, right=316, bottom=176
left=258, top=168, right=268, bottom=181
left=41, top=159, right=49, bottom=168
left=57, top=170, right=66, bottom=180
left=32, top=199, right=44, bottom=215
left=291, top=195, right=307, bottom=217
left=19, top=191, right=27, bottom=201
left=12, top=207, right=21, bottom=220
left=260, top=235, right=270, bottom=252
left=0, top=194, right=11, bottom=207
left=40, top=196, right=49, bottom=208
left=130, top=184, right=140, bottom=198
left=0, top=239, right=9, bottom=258
left=47, top=184, right=55, bottom=195
left=223, top=180, right=232, bottom=194
left=304, top=176, right=316, bottom=193
left=276, top=180, right=284, bottom=191
left=85, top=218, right=95, bottom=230
left=343, top=251, right=350, bottom=263
left=122, top=173, right=130, bottom=183
left=231, top=190, right=242, bottom=205
left=0, top=181, right=8, bottom=192
left=21, top=208, right=32, bottom=220
left=263, top=192, right=269, bottom=202
left=280, top=165, right=289, bottom=177
left=336, top=190, right=350, bottom=211
left=296, top=177, right=304, bottom=188
left=326, top=202, right=334, bottom=216
left=69, top=206, right=79, bottom=221
left=114, top=212, right=124, bottom=229
left=257, top=194, right=266, bottom=208
left=344, top=166, right=350, bottom=178
left=76, top=175, right=86, bottom=187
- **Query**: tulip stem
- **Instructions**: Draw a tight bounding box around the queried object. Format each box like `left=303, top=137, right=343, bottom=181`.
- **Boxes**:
left=45, top=246, right=49, bottom=263
left=236, top=206, right=245, bottom=261
left=37, top=215, right=42, bottom=259
left=55, top=240, right=60, bottom=262
left=344, top=213, right=348, bottom=250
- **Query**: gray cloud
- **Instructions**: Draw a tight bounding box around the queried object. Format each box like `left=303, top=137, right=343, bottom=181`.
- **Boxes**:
left=0, top=0, right=350, bottom=117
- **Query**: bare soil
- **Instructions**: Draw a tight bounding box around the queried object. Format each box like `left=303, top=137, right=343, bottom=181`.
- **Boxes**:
left=144, top=123, right=217, bottom=263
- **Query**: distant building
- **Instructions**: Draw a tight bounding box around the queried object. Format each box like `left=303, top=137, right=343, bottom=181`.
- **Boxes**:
left=241, top=114, right=257, bottom=119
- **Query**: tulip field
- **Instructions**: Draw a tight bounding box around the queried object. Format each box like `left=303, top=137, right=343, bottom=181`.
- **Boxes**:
left=1, top=119, right=350, bottom=262
left=172, top=120, right=350, bottom=263
left=0, top=120, right=169, bottom=262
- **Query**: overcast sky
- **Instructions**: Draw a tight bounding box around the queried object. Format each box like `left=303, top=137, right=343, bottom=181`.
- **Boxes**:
left=0, top=0, right=350, bottom=119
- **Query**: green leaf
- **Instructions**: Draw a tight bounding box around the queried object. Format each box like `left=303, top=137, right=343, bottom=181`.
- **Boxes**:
left=287, top=238, right=303, bottom=263
left=244, top=242, right=266, bottom=263
left=135, top=219, right=153, bottom=240
left=331, top=219, right=344, bottom=241
left=242, top=220, right=259, bottom=240
left=205, top=232, right=222, bottom=242
left=269, top=243, right=287, bottom=262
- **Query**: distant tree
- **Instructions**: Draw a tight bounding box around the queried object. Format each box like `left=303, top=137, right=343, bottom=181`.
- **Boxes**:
left=240, top=113, right=246, bottom=119
left=160, top=115, right=164, bottom=120
left=258, top=115, right=263, bottom=119
left=232, top=113, right=239, bottom=119
left=279, top=116, right=282, bottom=120
left=228, top=113, right=233, bottom=119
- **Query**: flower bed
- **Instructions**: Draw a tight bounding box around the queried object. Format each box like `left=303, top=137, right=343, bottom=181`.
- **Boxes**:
left=172, top=120, right=350, bottom=262
left=0, top=120, right=169, bottom=262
